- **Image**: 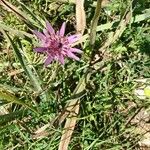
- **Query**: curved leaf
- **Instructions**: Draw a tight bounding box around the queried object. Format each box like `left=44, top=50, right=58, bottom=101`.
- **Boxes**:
left=0, top=88, right=38, bottom=114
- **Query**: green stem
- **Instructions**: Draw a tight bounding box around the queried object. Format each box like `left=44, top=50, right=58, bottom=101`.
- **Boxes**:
left=90, top=0, right=103, bottom=46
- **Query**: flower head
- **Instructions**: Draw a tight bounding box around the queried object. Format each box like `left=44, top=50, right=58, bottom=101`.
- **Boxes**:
left=33, top=21, right=82, bottom=66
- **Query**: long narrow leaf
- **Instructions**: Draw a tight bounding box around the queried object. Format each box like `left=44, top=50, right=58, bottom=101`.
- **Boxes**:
left=0, top=0, right=42, bottom=30
left=73, top=9, right=150, bottom=46
left=90, top=0, right=103, bottom=46
left=19, top=2, right=45, bottom=28
left=75, top=0, right=86, bottom=34
left=0, top=88, right=38, bottom=114
left=58, top=70, right=91, bottom=150
left=0, top=23, right=34, bottom=38
left=0, top=110, right=28, bottom=126
left=2, top=30, right=47, bottom=101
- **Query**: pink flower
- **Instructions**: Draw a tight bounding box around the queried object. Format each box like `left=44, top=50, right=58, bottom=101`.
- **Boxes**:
left=33, top=21, right=82, bottom=66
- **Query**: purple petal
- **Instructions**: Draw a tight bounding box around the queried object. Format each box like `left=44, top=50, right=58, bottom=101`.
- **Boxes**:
left=33, top=30, right=46, bottom=40
left=43, top=29, right=50, bottom=37
left=34, top=47, right=47, bottom=52
left=70, top=48, right=82, bottom=53
left=46, top=21, right=55, bottom=35
left=67, top=34, right=81, bottom=44
left=44, top=56, right=53, bottom=66
left=58, top=54, right=65, bottom=65
left=67, top=51, right=80, bottom=61
left=59, top=22, right=66, bottom=36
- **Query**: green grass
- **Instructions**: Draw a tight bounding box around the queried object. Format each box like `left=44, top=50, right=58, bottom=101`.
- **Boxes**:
left=0, top=0, right=150, bottom=149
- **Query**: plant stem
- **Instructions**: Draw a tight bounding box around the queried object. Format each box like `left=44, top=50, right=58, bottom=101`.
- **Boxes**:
left=90, top=0, right=103, bottom=47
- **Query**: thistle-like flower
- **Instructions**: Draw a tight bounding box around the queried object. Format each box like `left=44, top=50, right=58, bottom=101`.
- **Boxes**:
left=33, top=21, right=82, bottom=66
